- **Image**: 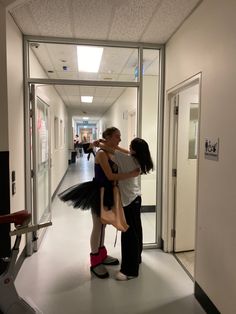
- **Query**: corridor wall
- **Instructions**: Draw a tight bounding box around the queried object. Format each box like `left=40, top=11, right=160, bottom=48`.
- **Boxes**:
left=6, top=11, right=25, bottom=255
left=100, top=82, right=157, bottom=207
left=165, top=0, right=236, bottom=312
left=29, top=50, right=69, bottom=196
left=2, top=12, right=69, bottom=258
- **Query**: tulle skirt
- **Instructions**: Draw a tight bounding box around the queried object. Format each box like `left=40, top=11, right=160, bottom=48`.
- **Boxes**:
left=58, top=179, right=114, bottom=216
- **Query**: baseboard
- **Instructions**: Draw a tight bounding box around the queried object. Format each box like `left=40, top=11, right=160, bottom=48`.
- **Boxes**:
left=159, top=237, right=164, bottom=250
left=141, top=205, right=155, bottom=212
left=13, top=245, right=27, bottom=279
left=51, top=168, right=68, bottom=201
left=194, top=282, right=220, bottom=314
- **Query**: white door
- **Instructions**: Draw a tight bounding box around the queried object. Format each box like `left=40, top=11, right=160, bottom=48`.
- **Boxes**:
left=30, top=84, right=51, bottom=251
left=173, top=83, right=199, bottom=252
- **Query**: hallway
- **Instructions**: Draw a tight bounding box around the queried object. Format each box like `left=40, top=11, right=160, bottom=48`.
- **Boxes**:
left=15, top=156, right=205, bottom=314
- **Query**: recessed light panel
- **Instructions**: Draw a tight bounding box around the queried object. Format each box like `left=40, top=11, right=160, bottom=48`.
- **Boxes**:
left=77, top=46, right=103, bottom=73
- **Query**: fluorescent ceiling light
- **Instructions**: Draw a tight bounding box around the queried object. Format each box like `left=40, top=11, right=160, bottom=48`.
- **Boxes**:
left=77, top=46, right=103, bottom=73
left=81, top=96, right=93, bottom=103
left=83, top=117, right=89, bottom=120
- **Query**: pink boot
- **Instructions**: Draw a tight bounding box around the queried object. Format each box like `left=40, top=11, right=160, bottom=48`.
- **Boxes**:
left=99, top=246, right=119, bottom=265
left=90, top=252, right=109, bottom=279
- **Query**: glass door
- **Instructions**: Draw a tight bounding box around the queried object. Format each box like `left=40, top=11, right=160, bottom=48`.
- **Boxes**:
left=30, top=84, right=51, bottom=251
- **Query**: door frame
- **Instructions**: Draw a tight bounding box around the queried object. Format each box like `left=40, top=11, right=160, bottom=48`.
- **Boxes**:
left=23, top=35, right=165, bottom=250
left=162, top=73, right=202, bottom=253
left=25, top=84, right=52, bottom=254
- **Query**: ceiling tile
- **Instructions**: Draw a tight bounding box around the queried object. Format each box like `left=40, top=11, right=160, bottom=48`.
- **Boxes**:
left=108, top=0, right=162, bottom=42
left=71, top=0, right=114, bottom=40
left=141, top=0, right=201, bottom=43
left=8, top=0, right=202, bottom=122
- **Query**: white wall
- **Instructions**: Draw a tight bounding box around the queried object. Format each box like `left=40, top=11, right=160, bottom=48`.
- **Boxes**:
left=165, top=0, right=236, bottom=312
left=142, top=75, right=158, bottom=205
left=7, top=12, right=25, bottom=213
left=100, top=82, right=158, bottom=206
left=0, top=3, right=9, bottom=151
left=100, top=87, right=137, bottom=149
left=29, top=51, right=68, bottom=196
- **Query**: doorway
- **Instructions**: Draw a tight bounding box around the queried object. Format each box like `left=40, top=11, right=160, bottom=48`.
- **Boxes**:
left=28, top=85, right=51, bottom=252
left=24, top=37, right=164, bottom=251
left=167, top=75, right=201, bottom=278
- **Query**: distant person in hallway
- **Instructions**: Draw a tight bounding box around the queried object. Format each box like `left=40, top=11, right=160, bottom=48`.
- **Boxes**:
left=92, top=136, right=153, bottom=281
left=74, top=134, right=79, bottom=147
left=81, top=136, right=96, bottom=160
left=73, top=134, right=80, bottom=157
left=58, top=127, right=139, bottom=279
left=87, top=145, right=96, bottom=161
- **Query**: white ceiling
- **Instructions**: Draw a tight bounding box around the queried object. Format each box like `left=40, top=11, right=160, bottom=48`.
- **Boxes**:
left=7, top=0, right=202, bottom=43
left=5, top=0, right=202, bottom=122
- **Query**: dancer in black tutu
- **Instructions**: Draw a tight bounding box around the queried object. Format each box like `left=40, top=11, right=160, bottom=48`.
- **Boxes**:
left=58, top=127, right=139, bottom=279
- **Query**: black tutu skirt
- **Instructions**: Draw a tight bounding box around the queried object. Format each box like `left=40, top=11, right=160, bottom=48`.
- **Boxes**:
left=58, top=179, right=114, bottom=216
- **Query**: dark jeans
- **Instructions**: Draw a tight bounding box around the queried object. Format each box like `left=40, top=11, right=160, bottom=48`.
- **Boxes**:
left=120, top=196, right=142, bottom=277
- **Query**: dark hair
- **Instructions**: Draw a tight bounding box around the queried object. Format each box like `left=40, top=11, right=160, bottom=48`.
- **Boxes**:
left=130, top=138, right=153, bottom=174
left=102, top=127, right=119, bottom=139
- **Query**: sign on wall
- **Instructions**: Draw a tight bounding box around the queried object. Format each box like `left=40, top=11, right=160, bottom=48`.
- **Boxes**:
left=204, top=138, right=219, bottom=161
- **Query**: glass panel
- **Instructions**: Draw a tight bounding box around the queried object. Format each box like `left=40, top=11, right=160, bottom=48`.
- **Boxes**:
left=141, top=49, right=160, bottom=244
left=54, top=85, right=126, bottom=118
left=188, top=103, right=199, bottom=159
left=53, top=84, right=137, bottom=159
left=27, top=39, right=162, bottom=246
left=36, top=98, right=50, bottom=223
left=29, top=42, right=139, bottom=82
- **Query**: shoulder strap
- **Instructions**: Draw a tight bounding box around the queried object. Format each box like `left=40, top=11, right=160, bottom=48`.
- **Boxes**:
left=98, top=148, right=110, bottom=159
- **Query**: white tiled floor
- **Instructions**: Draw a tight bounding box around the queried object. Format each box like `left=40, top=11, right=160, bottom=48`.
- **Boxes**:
left=15, top=156, right=205, bottom=314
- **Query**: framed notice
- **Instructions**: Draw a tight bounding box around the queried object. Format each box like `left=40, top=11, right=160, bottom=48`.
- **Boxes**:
left=204, top=138, right=219, bottom=161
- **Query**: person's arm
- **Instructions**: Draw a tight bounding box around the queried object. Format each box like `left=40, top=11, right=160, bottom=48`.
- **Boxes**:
left=116, top=146, right=129, bottom=154
left=91, top=140, right=130, bottom=154
left=96, top=150, right=139, bottom=181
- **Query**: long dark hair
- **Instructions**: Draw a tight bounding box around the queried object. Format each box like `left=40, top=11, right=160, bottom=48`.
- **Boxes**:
left=102, top=127, right=119, bottom=139
left=130, top=138, right=153, bottom=174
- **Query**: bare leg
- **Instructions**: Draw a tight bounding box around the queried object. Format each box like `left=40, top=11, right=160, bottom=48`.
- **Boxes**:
left=90, top=213, right=119, bottom=267
left=90, top=213, right=109, bottom=278
left=90, top=212, right=105, bottom=253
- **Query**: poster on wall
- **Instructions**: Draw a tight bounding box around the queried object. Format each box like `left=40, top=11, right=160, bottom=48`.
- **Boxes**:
left=40, top=120, right=48, bottom=162
left=38, top=110, right=48, bottom=164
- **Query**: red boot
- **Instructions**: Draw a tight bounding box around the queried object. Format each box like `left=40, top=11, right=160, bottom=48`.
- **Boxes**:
left=99, top=246, right=119, bottom=265
left=90, top=252, right=109, bottom=279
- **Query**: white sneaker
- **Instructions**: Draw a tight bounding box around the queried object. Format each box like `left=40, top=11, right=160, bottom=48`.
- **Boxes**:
left=115, top=271, right=136, bottom=281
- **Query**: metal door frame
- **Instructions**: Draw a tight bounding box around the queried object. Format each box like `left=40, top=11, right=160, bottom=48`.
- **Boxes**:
left=23, top=35, right=165, bottom=250
left=25, top=84, right=52, bottom=253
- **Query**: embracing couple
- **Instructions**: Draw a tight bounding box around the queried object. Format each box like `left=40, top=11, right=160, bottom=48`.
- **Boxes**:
left=59, top=127, right=153, bottom=281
